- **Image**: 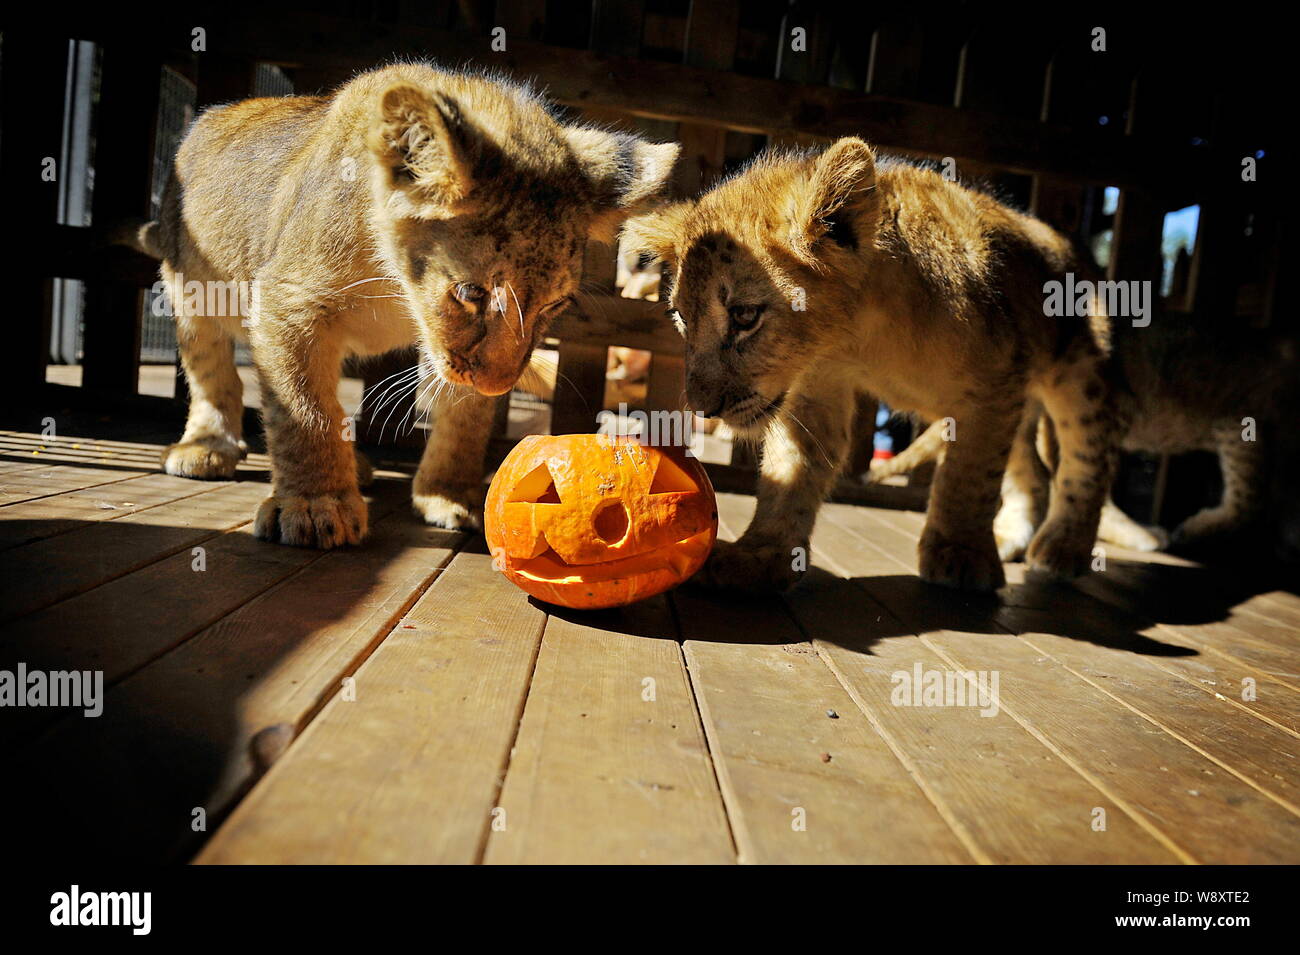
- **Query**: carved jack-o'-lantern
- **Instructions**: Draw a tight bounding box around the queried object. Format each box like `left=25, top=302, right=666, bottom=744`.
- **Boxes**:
left=485, top=434, right=717, bottom=609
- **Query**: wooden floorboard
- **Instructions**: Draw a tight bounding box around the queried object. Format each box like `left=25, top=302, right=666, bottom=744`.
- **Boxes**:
left=0, top=481, right=273, bottom=623
left=196, top=549, right=542, bottom=864
left=484, top=597, right=734, bottom=864
left=4, top=423, right=1297, bottom=864
left=671, top=497, right=973, bottom=863
left=0, top=472, right=232, bottom=549
left=12, top=497, right=463, bottom=862
left=781, top=521, right=1180, bottom=863
left=817, top=500, right=1300, bottom=863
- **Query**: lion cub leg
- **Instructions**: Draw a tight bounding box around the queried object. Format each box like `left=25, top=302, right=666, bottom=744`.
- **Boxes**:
left=1098, top=497, right=1168, bottom=551
left=1025, top=351, right=1118, bottom=578
left=413, top=382, right=498, bottom=532
left=919, top=396, right=1022, bottom=592
left=250, top=316, right=367, bottom=549
left=161, top=266, right=246, bottom=480
left=1173, top=422, right=1264, bottom=545
left=993, top=404, right=1051, bottom=562
left=700, top=380, right=856, bottom=593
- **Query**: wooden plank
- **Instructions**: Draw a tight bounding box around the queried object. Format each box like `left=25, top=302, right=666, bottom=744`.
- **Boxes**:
left=1109, top=187, right=1165, bottom=286
left=921, top=627, right=1300, bottom=863
left=0, top=480, right=270, bottom=622
left=676, top=591, right=972, bottom=864
left=1005, top=617, right=1300, bottom=810
left=643, top=352, right=686, bottom=417
left=550, top=342, right=607, bottom=435
left=552, top=294, right=683, bottom=356
left=785, top=574, right=1180, bottom=863
left=0, top=465, right=153, bottom=506
left=671, top=499, right=970, bottom=863
left=0, top=516, right=319, bottom=748
left=842, top=505, right=1300, bottom=731
left=195, top=549, right=543, bottom=864
left=773, top=1, right=833, bottom=85
left=11, top=505, right=463, bottom=862
left=484, top=597, right=734, bottom=864
left=0, top=472, right=227, bottom=548
left=818, top=503, right=1300, bottom=862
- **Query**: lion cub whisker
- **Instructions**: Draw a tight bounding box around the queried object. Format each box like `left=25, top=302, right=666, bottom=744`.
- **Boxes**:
left=141, top=62, right=679, bottom=546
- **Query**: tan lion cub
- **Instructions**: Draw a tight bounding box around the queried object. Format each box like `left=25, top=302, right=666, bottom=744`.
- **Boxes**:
left=142, top=63, right=676, bottom=547
left=624, top=139, right=1118, bottom=592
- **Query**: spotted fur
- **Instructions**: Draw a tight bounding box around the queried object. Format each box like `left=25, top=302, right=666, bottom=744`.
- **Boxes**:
left=146, top=63, right=678, bottom=546
left=625, top=139, right=1119, bottom=592
left=881, top=321, right=1300, bottom=560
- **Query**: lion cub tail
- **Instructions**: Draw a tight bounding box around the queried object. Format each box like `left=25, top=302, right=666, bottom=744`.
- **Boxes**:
left=865, top=417, right=947, bottom=483
left=107, top=218, right=164, bottom=260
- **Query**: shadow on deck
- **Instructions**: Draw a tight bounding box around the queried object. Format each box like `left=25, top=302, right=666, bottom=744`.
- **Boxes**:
left=1, top=412, right=1298, bottom=865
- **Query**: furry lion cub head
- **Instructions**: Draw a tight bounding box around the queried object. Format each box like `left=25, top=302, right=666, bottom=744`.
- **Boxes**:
left=622, top=138, right=879, bottom=431
left=366, top=67, right=679, bottom=395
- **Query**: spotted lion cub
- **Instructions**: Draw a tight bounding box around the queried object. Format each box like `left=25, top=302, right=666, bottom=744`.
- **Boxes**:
left=140, top=63, right=676, bottom=547
left=624, top=139, right=1118, bottom=592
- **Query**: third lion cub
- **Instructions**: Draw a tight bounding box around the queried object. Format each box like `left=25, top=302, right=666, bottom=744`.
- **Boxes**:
left=624, top=139, right=1119, bottom=592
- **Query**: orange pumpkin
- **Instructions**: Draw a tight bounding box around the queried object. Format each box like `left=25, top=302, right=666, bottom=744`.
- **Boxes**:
left=485, top=434, right=718, bottom=609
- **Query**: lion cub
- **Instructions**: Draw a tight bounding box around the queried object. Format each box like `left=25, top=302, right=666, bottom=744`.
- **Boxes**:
left=624, top=139, right=1118, bottom=592
left=143, top=63, right=676, bottom=547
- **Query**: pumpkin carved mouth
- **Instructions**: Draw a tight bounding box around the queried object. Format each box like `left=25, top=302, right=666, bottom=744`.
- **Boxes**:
left=515, top=529, right=714, bottom=584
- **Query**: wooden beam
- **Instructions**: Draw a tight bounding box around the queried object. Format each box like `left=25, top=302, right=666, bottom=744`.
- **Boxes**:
left=80, top=48, right=162, bottom=394
left=550, top=343, right=607, bottom=435
left=554, top=295, right=680, bottom=354
left=121, top=12, right=1196, bottom=192
left=3, top=33, right=66, bottom=408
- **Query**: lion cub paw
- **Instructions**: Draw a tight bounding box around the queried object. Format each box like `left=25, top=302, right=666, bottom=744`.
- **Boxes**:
left=254, top=489, right=368, bottom=548
left=1025, top=520, right=1093, bottom=580
left=694, top=538, right=802, bottom=594
left=413, top=485, right=484, bottom=532
left=919, top=527, right=1005, bottom=592
left=1172, top=506, right=1244, bottom=546
left=161, top=438, right=243, bottom=480
left=993, top=512, right=1036, bottom=562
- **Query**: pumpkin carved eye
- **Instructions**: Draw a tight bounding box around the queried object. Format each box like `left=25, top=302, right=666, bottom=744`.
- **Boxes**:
left=648, top=455, right=699, bottom=494
left=508, top=463, right=562, bottom=503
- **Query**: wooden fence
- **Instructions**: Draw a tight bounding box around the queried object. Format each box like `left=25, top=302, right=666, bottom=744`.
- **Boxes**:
left=9, top=5, right=1280, bottom=504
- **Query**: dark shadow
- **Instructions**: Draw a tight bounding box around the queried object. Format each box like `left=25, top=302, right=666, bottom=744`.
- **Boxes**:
left=0, top=459, right=452, bottom=866
left=671, top=545, right=1300, bottom=661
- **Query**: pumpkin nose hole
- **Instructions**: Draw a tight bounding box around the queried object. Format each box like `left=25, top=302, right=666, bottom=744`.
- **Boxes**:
left=593, top=500, right=630, bottom=544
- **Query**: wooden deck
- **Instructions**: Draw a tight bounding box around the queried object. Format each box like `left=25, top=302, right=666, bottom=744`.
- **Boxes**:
left=2, top=424, right=1299, bottom=865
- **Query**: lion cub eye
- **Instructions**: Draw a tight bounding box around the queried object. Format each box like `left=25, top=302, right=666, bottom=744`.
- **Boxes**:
left=728, top=304, right=767, bottom=333
left=452, top=283, right=488, bottom=306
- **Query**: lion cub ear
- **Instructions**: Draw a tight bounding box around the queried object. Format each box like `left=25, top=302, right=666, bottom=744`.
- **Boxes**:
left=566, top=127, right=680, bottom=242
left=368, top=84, right=473, bottom=217
left=621, top=204, right=689, bottom=267
left=790, top=137, right=878, bottom=264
